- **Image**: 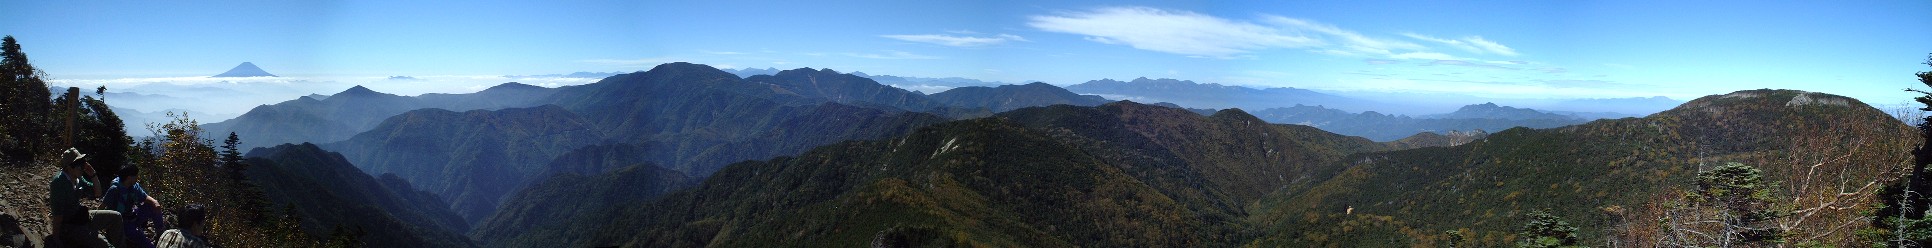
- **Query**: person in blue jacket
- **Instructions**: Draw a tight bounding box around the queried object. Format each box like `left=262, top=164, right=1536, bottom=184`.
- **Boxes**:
left=105, top=164, right=167, bottom=248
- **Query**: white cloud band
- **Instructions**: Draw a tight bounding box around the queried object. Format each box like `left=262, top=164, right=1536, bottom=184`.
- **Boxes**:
left=881, top=33, right=1028, bottom=47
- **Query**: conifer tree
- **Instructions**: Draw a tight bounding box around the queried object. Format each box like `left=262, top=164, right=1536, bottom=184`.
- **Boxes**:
left=1869, top=53, right=1932, bottom=247
left=0, top=35, right=53, bottom=163
left=53, top=87, right=132, bottom=179
left=1653, top=162, right=1794, bottom=246
left=220, top=132, right=245, bottom=175
left=1516, top=210, right=1582, bottom=248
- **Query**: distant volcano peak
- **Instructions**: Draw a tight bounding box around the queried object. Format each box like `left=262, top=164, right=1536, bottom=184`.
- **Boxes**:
left=213, top=62, right=277, bottom=77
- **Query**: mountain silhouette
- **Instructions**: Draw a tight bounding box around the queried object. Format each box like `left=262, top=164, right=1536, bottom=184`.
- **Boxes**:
left=213, top=62, right=277, bottom=77
left=927, top=82, right=1111, bottom=113
left=203, top=85, right=425, bottom=147
left=1067, top=77, right=1366, bottom=111
left=1424, top=102, right=1577, bottom=120
left=204, top=83, right=561, bottom=148
left=748, top=67, right=945, bottom=111
left=323, top=105, right=606, bottom=224
left=1250, top=103, right=1585, bottom=141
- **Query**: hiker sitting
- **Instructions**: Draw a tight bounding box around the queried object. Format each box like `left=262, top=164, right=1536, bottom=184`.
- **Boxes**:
left=105, top=165, right=167, bottom=248
left=155, top=205, right=210, bottom=248
left=48, top=148, right=126, bottom=248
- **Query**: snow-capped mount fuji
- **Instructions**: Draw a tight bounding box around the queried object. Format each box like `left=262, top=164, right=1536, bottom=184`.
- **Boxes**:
left=213, top=62, right=277, bottom=77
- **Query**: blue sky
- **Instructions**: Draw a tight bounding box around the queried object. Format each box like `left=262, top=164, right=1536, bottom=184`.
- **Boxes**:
left=3, top=0, right=1930, bottom=104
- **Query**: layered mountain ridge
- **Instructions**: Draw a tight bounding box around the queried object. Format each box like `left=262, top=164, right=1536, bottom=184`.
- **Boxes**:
left=1068, top=77, right=1367, bottom=111
left=480, top=101, right=1391, bottom=246
left=475, top=88, right=1910, bottom=247
left=1245, top=89, right=1915, bottom=246
left=203, top=83, right=561, bottom=147
left=1252, top=103, right=1588, bottom=141
left=194, top=61, right=1881, bottom=246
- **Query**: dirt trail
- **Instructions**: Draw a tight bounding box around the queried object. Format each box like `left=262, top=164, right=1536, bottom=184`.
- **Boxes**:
left=3, top=162, right=62, bottom=247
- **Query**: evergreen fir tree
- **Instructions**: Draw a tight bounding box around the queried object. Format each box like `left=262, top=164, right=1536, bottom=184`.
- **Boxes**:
left=1516, top=210, right=1582, bottom=248
left=0, top=35, right=53, bottom=163
left=219, top=132, right=246, bottom=176
left=1870, top=53, right=1932, bottom=247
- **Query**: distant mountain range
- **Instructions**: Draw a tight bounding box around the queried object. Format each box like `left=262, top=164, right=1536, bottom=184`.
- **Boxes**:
left=45, top=87, right=241, bottom=132
left=208, top=63, right=1112, bottom=149
left=926, top=82, right=1111, bottom=113
left=208, top=63, right=1610, bottom=230
left=198, top=61, right=1843, bottom=246
left=725, top=67, right=1010, bottom=94
left=1251, top=103, right=1589, bottom=141
left=1068, top=77, right=1373, bottom=111
left=1420, top=102, right=1574, bottom=120
left=203, top=83, right=559, bottom=148
left=1066, top=77, right=1683, bottom=117
left=747, top=67, right=946, bottom=111
left=858, top=73, right=1007, bottom=93
left=200, top=64, right=1630, bottom=149
left=209, top=62, right=1118, bottom=237
left=719, top=67, right=781, bottom=78
left=474, top=88, right=1908, bottom=246
left=213, top=62, right=277, bottom=77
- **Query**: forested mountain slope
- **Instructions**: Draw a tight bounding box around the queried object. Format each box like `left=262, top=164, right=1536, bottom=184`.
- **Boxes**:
left=486, top=101, right=1387, bottom=247
left=1246, top=89, right=1917, bottom=246
left=244, top=143, right=478, bottom=248
left=323, top=105, right=605, bottom=224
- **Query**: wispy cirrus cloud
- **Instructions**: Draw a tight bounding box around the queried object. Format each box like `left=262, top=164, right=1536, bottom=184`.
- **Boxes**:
left=844, top=50, right=941, bottom=60
left=1027, top=7, right=1326, bottom=58
left=1028, top=6, right=1529, bottom=61
left=1258, top=16, right=1426, bottom=57
left=1399, top=33, right=1519, bottom=56
left=881, top=33, right=1028, bottom=47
